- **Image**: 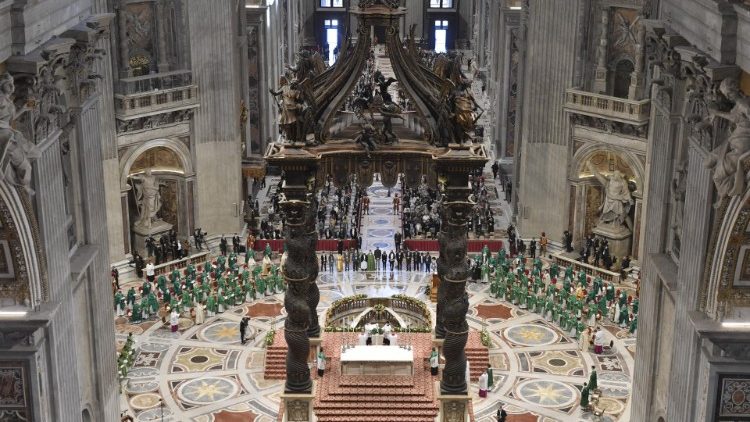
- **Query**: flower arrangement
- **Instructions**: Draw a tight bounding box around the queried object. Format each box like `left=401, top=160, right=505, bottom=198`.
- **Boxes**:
left=265, top=328, right=276, bottom=347
left=372, top=304, right=386, bottom=313
left=480, top=327, right=491, bottom=348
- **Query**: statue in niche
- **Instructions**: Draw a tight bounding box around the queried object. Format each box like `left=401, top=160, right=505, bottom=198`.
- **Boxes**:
left=704, top=78, right=750, bottom=201
left=0, top=73, right=41, bottom=195
left=586, top=161, right=633, bottom=229
left=131, top=168, right=166, bottom=230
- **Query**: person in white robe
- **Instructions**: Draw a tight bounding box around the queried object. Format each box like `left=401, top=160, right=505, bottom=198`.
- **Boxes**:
left=194, top=302, right=205, bottom=325
left=383, top=322, right=392, bottom=344
left=593, top=327, right=606, bottom=354
left=478, top=370, right=489, bottom=398
left=170, top=310, right=180, bottom=333
left=580, top=327, right=591, bottom=352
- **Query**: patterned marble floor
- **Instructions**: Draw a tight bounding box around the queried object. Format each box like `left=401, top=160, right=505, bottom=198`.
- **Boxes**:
left=116, top=178, right=634, bottom=422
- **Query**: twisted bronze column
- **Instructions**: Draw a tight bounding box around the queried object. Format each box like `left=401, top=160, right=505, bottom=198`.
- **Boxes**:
left=434, top=146, right=487, bottom=395
left=306, top=196, right=321, bottom=339
left=280, top=199, right=317, bottom=393
left=267, top=145, right=320, bottom=394
left=438, top=201, right=473, bottom=394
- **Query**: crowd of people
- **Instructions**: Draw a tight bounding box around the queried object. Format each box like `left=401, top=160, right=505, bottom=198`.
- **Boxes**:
left=318, top=246, right=436, bottom=273
left=483, top=246, right=639, bottom=344
left=578, top=233, right=631, bottom=275
left=114, top=248, right=286, bottom=333
left=317, top=175, right=363, bottom=240
left=401, top=177, right=440, bottom=239
left=143, top=230, right=190, bottom=265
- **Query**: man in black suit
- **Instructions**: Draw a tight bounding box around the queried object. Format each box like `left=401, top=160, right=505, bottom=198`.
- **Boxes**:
left=496, top=403, right=507, bottom=422
left=220, top=235, right=228, bottom=256
left=232, top=235, right=241, bottom=254
left=374, top=247, right=382, bottom=270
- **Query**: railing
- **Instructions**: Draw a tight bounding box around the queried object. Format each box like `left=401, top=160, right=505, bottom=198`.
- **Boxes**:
left=115, top=85, right=199, bottom=118
left=551, top=253, right=621, bottom=284
left=565, top=88, right=650, bottom=124
left=116, top=70, right=193, bottom=95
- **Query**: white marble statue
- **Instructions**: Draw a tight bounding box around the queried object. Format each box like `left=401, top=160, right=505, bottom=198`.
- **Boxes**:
left=0, top=73, right=41, bottom=194
left=587, top=162, right=633, bottom=228
left=704, top=78, right=750, bottom=201
left=131, top=168, right=166, bottom=230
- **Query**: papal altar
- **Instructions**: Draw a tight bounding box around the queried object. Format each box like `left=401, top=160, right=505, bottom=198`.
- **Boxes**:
left=339, top=345, right=414, bottom=376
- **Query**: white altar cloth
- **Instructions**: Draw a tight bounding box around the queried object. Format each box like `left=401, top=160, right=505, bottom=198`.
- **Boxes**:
left=339, top=346, right=414, bottom=375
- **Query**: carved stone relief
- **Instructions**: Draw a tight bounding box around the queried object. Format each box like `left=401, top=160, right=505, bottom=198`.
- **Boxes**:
left=286, top=400, right=309, bottom=421
left=116, top=109, right=194, bottom=134
left=0, top=361, right=30, bottom=421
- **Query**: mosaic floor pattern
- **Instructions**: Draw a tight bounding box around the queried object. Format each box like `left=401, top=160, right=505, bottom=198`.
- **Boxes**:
left=117, top=175, right=634, bottom=421
left=116, top=268, right=634, bottom=422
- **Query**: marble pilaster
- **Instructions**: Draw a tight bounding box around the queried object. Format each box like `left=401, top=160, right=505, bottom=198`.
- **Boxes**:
left=630, top=103, right=677, bottom=421
left=666, top=142, right=713, bottom=421
left=516, top=0, right=580, bottom=238
left=188, top=0, right=243, bottom=235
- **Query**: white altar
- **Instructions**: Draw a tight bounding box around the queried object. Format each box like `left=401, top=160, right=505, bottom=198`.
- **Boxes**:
left=339, top=345, right=414, bottom=376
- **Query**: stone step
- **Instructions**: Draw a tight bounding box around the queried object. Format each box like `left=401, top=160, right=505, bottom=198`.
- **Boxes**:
left=317, top=416, right=435, bottom=422
left=315, top=409, right=437, bottom=417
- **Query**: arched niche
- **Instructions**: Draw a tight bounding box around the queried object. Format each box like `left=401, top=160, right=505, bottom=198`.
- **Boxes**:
left=0, top=182, right=47, bottom=309
left=119, top=140, right=196, bottom=252
left=703, top=184, right=750, bottom=320
left=569, top=147, right=644, bottom=259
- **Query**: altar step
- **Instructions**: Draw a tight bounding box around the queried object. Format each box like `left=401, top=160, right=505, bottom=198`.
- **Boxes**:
left=466, top=331, right=490, bottom=382
left=263, top=329, right=288, bottom=380
left=313, top=332, right=439, bottom=422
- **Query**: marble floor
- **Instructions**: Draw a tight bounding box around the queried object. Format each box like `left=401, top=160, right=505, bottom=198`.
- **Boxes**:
left=116, top=176, right=634, bottom=422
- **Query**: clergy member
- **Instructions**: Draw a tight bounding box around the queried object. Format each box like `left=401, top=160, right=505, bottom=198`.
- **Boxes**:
left=317, top=348, right=326, bottom=377
left=430, top=348, right=439, bottom=376
left=478, top=369, right=489, bottom=398
left=170, top=309, right=180, bottom=333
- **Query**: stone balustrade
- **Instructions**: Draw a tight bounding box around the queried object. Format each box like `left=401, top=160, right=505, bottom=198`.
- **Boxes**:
left=115, top=85, right=199, bottom=119
left=116, top=70, right=194, bottom=95
left=565, top=88, right=651, bottom=124
left=551, top=253, right=621, bottom=284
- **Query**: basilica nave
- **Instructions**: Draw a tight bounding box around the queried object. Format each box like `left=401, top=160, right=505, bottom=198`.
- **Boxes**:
left=0, top=1, right=748, bottom=422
